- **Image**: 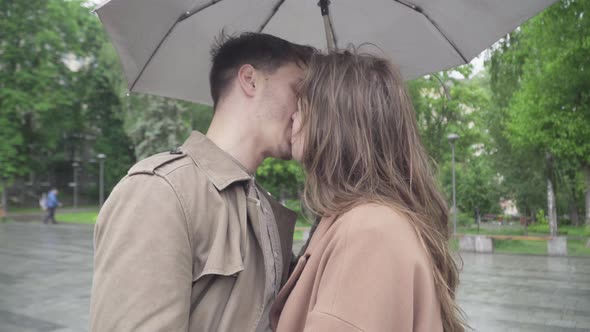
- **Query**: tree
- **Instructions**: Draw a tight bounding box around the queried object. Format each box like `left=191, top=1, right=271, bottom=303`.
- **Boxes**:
left=409, top=67, right=500, bottom=216
left=81, top=43, right=136, bottom=193
left=505, top=0, right=590, bottom=229
left=0, top=0, right=93, bottom=181
left=486, top=32, right=548, bottom=220
left=124, top=95, right=191, bottom=160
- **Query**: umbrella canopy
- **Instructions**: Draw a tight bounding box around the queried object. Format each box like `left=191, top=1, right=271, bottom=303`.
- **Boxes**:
left=95, top=0, right=557, bottom=105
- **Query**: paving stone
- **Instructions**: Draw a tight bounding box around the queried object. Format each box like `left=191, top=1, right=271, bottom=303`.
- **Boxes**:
left=0, top=310, right=64, bottom=331
left=1, top=222, right=589, bottom=331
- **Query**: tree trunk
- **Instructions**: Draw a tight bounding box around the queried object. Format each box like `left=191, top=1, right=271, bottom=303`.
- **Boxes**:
left=547, top=178, right=558, bottom=237
left=546, top=152, right=558, bottom=237
left=569, top=180, right=580, bottom=226
left=1, top=179, right=7, bottom=214
left=569, top=201, right=580, bottom=227
left=585, top=164, right=590, bottom=226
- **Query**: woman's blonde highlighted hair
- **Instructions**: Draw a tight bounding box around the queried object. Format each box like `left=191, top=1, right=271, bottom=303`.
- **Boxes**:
left=297, top=50, right=468, bottom=332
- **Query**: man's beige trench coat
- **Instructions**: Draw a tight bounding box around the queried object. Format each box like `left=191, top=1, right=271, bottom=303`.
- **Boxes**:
left=89, top=131, right=296, bottom=331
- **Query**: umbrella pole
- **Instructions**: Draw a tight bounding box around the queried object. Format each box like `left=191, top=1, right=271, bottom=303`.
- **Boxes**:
left=319, top=0, right=335, bottom=52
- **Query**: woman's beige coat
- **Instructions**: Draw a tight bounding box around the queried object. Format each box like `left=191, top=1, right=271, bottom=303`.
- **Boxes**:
left=270, top=204, right=443, bottom=332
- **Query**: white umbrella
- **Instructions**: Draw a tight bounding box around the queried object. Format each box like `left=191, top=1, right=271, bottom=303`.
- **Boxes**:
left=95, top=0, right=557, bottom=105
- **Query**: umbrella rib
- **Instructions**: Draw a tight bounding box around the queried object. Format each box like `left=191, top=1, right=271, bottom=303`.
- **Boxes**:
left=327, top=7, right=338, bottom=49
left=179, top=0, right=227, bottom=22
left=258, top=0, right=286, bottom=33
left=393, top=0, right=468, bottom=63
left=319, top=0, right=338, bottom=51
left=129, top=0, right=228, bottom=92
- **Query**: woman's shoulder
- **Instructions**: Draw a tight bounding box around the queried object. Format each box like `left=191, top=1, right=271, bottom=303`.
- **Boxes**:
left=318, top=202, right=433, bottom=273
left=337, top=203, right=412, bottom=231
left=331, top=203, right=422, bottom=250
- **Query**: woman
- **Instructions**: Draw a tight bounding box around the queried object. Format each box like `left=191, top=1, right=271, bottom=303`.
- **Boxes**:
left=269, top=51, right=467, bottom=332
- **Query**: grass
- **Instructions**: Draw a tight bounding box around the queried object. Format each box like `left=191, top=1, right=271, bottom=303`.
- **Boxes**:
left=568, top=240, right=590, bottom=257
left=494, top=239, right=548, bottom=255
left=458, top=223, right=590, bottom=238
left=293, top=229, right=306, bottom=242
left=8, top=205, right=97, bottom=214
left=491, top=239, right=590, bottom=257
left=57, top=210, right=99, bottom=224
left=49, top=207, right=314, bottom=242
left=454, top=224, right=590, bottom=256
left=458, top=225, right=526, bottom=236
left=6, top=207, right=43, bottom=214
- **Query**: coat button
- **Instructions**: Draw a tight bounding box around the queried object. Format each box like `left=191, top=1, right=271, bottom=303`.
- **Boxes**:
left=169, top=147, right=183, bottom=154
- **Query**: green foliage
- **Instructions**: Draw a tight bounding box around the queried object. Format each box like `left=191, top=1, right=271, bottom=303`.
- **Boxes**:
left=0, top=0, right=137, bottom=194
left=536, top=209, right=548, bottom=225
left=455, top=212, right=474, bottom=227
left=527, top=223, right=590, bottom=237
left=283, top=199, right=312, bottom=225
left=125, top=95, right=190, bottom=160
left=124, top=95, right=214, bottom=160
left=408, top=67, right=505, bottom=215
left=487, top=0, right=590, bottom=221
left=408, top=68, right=487, bottom=166
left=256, top=159, right=304, bottom=200
left=0, top=0, right=94, bottom=179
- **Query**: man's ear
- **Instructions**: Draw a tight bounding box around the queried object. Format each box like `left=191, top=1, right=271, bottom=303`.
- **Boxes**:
left=237, top=64, right=257, bottom=98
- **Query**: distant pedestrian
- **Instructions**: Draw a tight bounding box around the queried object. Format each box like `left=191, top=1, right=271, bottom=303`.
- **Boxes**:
left=43, top=188, right=60, bottom=224
left=39, top=193, right=47, bottom=211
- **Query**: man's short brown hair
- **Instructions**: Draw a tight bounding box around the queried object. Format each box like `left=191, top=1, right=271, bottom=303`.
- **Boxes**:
left=209, top=33, right=316, bottom=108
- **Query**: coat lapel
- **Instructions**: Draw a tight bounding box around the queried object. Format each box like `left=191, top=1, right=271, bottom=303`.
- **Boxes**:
left=269, top=215, right=337, bottom=330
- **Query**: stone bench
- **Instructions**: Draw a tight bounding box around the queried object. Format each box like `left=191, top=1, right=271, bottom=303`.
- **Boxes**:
left=457, top=234, right=568, bottom=256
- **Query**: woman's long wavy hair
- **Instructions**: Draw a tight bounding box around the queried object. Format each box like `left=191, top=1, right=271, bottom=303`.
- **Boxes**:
left=297, top=50, right=468, bottom=332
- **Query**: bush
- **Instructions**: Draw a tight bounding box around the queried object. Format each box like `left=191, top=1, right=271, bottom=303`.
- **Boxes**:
left=456, top=212, right=474, bottom=227
left=536, top=209, right=548, bottom=225
left=527, top=223, right=549, bottom=234
left=527, top=223, right=590, bottom=237
left=559, top=215, right=573, bottom=226
left=284, top=199, right=312, bottom=226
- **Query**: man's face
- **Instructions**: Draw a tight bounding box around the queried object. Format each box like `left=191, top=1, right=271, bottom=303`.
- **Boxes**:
left=257, top=62, right=304, bottom=160
left=291, top=98, right=304, bottom=163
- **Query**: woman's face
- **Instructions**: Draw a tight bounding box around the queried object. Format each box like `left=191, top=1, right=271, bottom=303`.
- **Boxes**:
left=290, top=98, right=305, bottom=162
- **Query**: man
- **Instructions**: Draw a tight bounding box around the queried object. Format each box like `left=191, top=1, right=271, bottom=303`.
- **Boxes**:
left=89, top=33, right=315, bottom=331
left=42, top=188, right=60, bottom=224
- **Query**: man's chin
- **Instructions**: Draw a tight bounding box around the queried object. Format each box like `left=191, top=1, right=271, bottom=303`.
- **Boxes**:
left=277, top=152, right=293, bottom=161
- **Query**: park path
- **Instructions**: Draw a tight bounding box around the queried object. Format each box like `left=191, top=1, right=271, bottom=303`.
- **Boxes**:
left=1, top=222, right=589, bottom=331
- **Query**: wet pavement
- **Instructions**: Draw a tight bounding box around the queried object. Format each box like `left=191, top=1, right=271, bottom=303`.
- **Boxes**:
left=1, top=222, right=589, bottom=332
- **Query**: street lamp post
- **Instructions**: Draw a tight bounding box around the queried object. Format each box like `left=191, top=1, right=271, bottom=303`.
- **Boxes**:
left=447, top=133, right=460, bottom=235
left=97, top=154, right=106, bottom=208
left=72, top=161, right=80, bottom=209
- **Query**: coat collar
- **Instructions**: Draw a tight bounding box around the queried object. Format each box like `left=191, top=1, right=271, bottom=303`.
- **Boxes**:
left=181, top=131, right=252, bottom=191
left=303, top=215, right=338, bottom=255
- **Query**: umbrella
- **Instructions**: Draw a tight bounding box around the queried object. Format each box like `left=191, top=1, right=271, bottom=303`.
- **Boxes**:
left=95, top=0, right=557, bottom=105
